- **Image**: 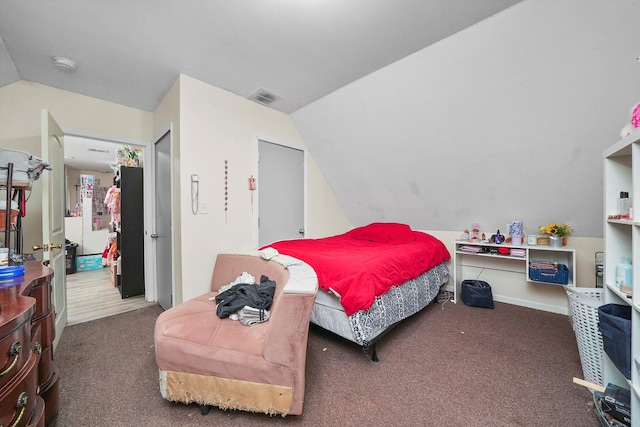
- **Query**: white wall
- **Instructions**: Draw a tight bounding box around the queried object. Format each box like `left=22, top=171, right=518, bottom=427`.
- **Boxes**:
left=291, top=0, right=640, bottom=239
left=289, top=0, right=639, bottom=308
left=155, top=75, right=350, bottom=303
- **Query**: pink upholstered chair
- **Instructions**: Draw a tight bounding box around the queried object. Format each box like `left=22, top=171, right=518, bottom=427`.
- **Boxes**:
left=154, top=251, right=318, bottom=416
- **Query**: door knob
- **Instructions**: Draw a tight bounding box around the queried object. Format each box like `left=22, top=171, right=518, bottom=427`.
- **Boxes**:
left=150, top=234, right=159, bottom=239
left=32, top=243, right=63, bottom=252
left=298, top=228, right=305, bottom=236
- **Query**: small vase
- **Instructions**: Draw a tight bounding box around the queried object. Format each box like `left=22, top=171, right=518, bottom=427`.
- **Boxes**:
left=549, top=235, right=562, bottom=248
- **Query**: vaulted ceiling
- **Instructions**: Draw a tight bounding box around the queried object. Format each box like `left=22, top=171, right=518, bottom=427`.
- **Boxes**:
left=0, top=0, right=521, bottom=115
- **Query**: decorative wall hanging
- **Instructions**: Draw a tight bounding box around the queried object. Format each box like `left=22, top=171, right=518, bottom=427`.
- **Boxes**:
left=249, top=175, right=256, bottom=210
left=80, top=174, right=94, bottom=199
left=224, top=160, right=228, bottom=224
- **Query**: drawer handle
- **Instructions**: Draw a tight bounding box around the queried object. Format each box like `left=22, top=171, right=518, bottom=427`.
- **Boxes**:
left=4, top=392, right=28, bottom=427
left=0, top=342, right=21, bottom=377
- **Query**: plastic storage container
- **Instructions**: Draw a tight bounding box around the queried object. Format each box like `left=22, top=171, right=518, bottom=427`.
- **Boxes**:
left=615, top=257, right=633, bottom=288
left=529, top=263, right=569, bottom=285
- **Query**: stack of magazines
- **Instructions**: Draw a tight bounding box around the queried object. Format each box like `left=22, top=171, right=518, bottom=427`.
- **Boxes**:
left=458, top=245, right=482, bottom=253
left=510, top=248, right=526, bottom=257
left=529, top=260, right=558, bottom=270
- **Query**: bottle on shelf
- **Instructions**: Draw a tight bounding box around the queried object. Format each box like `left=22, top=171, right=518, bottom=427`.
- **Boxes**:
left=618, top=191, right=631, bottom=218
left=615, top=256, right=633, bottom=293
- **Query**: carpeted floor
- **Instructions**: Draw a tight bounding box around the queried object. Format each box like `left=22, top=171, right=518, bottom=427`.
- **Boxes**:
left=54, top=300, right=599, bottom=426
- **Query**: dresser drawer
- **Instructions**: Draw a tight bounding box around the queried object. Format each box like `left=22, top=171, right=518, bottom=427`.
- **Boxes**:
left=39, top=367, right=59, bottom=427
left=32, top=309, right=55, bottom=351
left=27, top=395, right=44, bottom=427
left=36, top=346, right=52, bottom=389
left=0, top=352, right=37, bottom=427
left=27, top=282, right=51, bottom=319
left=29, top=323, right=50, bottom=389
left=0, top=310, right=33, bottom=391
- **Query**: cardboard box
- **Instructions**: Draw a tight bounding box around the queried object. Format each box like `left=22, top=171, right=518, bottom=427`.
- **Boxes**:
left=602, top=383, right=631, bottom=426
left=76, top=254, right=103, bottom=272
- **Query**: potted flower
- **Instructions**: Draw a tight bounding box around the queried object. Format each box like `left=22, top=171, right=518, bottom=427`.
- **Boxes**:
left=539, top=222, right=572, bottom=247
left=119, top=145, right=142, bottom=167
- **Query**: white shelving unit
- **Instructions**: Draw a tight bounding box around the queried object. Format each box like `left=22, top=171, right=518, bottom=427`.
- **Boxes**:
left=603, top=127, right=640, bottom=424
left=452, top=240, right=576, bottom=304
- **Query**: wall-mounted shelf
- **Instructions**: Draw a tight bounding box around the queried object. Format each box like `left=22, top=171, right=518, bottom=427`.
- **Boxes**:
left=452, top=240, right=576, bottom=304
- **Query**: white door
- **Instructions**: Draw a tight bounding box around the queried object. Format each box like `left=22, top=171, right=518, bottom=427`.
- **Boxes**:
left=41, top=110, right=67, bottom=350
left=257, top=140, right=304, bottom=247
left=154, top=131, right=172, bottom=310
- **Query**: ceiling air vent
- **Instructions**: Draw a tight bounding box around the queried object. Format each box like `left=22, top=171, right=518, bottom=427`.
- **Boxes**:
left=248, top=88, right=280, bottom=106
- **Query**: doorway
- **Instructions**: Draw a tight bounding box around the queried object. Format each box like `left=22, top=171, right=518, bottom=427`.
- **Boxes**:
left=63, top=135, right=153, bottom=325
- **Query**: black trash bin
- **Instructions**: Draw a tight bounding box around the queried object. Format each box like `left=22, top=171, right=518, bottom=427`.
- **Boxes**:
left=65, top=242, right=78, bottom=274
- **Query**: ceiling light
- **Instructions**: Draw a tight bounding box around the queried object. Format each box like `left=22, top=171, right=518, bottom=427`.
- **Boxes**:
left=52, top=56, right=77, bottom=72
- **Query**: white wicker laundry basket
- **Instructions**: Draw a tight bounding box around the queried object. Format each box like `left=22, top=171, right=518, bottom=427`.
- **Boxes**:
left=565, top=287, right=604, bottom=387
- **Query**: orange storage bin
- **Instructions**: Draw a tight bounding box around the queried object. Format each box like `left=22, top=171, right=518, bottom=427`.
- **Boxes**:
left=0, top=209, right=18, bottom=231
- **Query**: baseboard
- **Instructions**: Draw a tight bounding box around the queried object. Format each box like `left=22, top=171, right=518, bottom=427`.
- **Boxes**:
left=492, top=294, right=569, bottom=315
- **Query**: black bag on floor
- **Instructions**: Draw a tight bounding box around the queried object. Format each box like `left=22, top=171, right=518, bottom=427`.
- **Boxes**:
left=461, top=280, right=494, bottom=309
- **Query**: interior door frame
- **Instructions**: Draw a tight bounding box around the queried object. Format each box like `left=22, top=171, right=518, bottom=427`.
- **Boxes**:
left=62, top=128, right=155, bottom=301
left=253, top=136, right=307, bottom=248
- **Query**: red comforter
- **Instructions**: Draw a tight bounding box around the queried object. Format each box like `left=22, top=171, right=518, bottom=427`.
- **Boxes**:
left=265, top=223, right=450, bottom=316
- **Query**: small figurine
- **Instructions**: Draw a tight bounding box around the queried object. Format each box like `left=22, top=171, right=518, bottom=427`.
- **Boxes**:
left=471, top=223, right=480, bottom=242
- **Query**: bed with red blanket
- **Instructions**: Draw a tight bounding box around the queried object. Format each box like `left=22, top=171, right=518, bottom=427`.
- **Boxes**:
left=264, top=223, right=450, bottom=360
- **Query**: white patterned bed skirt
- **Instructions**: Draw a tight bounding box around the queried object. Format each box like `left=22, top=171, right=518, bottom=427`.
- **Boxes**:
left=310, top=262, right=449, bottom=346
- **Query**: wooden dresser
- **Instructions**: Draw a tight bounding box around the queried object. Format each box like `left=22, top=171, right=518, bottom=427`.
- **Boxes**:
left=0, top=261, right=59, bottom=427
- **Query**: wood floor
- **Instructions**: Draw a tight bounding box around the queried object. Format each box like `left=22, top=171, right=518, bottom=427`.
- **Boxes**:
left=66, top=267, right=157, bottom=326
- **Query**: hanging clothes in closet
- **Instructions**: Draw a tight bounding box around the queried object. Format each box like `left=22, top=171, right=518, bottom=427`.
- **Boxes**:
left=104, top=185, right=121, bottom=231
